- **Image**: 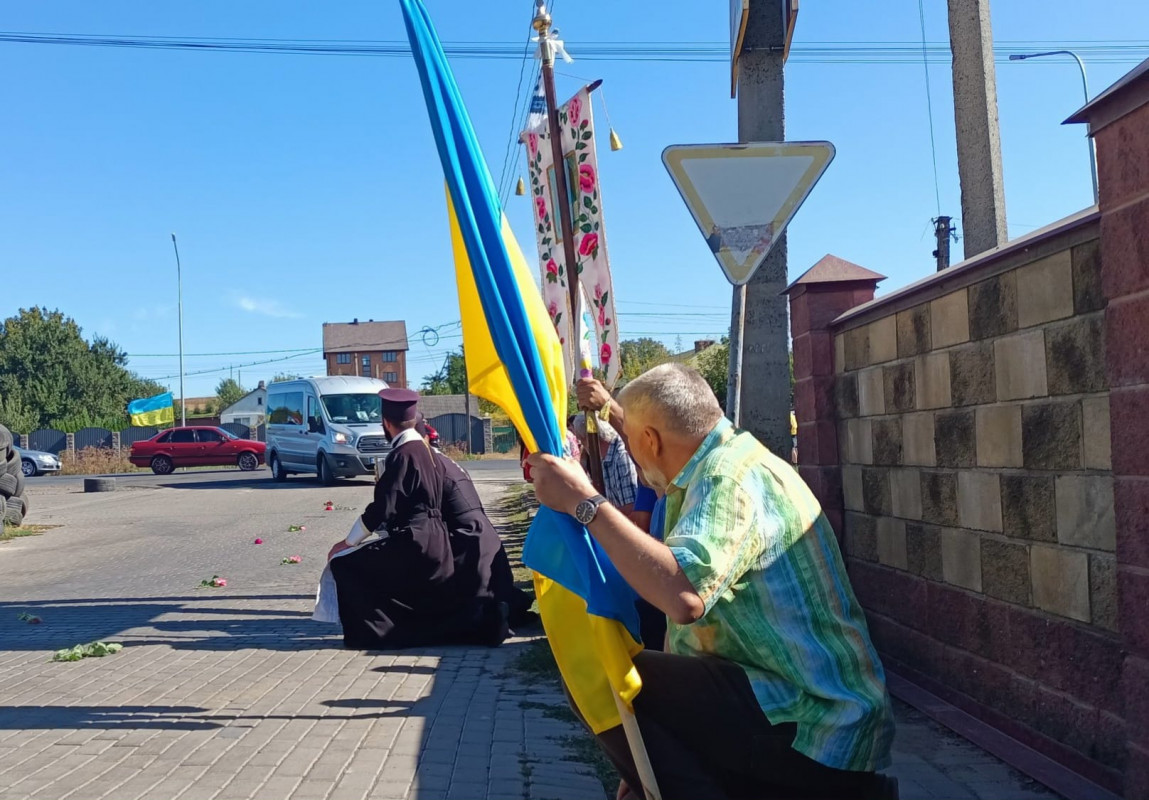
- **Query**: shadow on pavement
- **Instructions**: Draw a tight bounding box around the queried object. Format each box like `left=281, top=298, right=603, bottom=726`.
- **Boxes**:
left=0, top=705, right=221, bottom=730
left=0, top=595, right=343, bottom=652
left=156, top=477, right=373, bottom=491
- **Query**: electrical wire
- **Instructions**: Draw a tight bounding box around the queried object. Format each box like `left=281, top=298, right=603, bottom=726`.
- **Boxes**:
left=495, top=2, right=539, bottom=204
left=917, top=0, right=942, bottom=217
left=1, top=33, right=1144, bottom=64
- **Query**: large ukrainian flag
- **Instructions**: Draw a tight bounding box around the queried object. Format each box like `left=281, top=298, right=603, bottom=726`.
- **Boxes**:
left=128, top=392, right=175, bottom=427
left=400, top=0, right=642, bottom=734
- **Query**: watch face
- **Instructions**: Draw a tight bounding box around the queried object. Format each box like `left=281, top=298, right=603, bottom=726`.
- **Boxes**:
left=575, top=499, right=595, bottom=525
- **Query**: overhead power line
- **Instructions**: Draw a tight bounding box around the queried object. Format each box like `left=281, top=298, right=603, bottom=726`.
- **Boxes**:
left=1, top=33, right=1145, bottom=64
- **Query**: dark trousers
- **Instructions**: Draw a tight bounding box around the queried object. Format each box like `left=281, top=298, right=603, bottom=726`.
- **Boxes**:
left=583, top=650, right=887, bottom=800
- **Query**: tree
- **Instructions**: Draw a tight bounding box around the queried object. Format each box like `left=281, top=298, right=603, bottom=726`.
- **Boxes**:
left=271, top=373, right=302, bottom=383
left=619, top=338, right=673, bottom=381
left=0, top=393, right=38, bottom=434
left=696, top=340, right=730, bottom=408
left=0, top=307, right=166, bottom=432
left=215, top=378, right=246, bottom=411
left=421, top=349, right=467, bottom=395
left=694, top=340, right=795, bottom=412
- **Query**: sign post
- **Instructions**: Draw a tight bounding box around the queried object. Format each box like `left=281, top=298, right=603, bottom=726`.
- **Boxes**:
left=663, top=140, right=834, bottom=422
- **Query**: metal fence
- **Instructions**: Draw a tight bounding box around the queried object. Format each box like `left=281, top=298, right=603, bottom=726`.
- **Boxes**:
left=27, top=429, right=67, bottom=454
left=429, top=413, right=486, bottom=454
left=492, top=425, right=516, bottom=454
left=119, top=426, right=160, bottom=447
left=74, top=427, right=113, bottom=451
left=19, top=423, right=264, bottom=454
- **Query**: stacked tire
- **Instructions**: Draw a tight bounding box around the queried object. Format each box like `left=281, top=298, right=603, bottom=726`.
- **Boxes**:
left=0, top=425, right=29, bottom=527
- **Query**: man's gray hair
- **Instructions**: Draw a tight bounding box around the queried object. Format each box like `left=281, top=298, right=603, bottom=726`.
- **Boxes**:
left=571, top=413, right=619, bottom=443
left=619, top=363, right=724, bottom=438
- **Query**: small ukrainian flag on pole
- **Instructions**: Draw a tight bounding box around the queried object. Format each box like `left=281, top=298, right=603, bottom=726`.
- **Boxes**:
left=128, top=392, right=175, bottom=427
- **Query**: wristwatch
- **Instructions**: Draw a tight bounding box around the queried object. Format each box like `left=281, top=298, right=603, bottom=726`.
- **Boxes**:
left=574, top=494, right=608, bottom=525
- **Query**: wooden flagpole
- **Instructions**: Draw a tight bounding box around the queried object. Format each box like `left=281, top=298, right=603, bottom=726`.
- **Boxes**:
left=532, top=5, right=662, bottom=799
left=531, top=2, right=606, bottom=496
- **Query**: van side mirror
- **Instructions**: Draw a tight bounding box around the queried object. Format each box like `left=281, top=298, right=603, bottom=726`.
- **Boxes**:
left=309, top=417, right=325, bottom=434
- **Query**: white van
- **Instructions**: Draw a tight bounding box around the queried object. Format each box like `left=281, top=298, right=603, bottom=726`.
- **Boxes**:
left=265, top=376, right=392, bottom=484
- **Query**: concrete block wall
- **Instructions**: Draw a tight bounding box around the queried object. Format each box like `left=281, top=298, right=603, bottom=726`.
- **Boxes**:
left=1072, top=59, right=1149, bottom=800
left=828, top=225, right=1123, bottom=787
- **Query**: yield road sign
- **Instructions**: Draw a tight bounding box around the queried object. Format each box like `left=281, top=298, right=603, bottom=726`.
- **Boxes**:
left=662, top=141, right=835, bottom=286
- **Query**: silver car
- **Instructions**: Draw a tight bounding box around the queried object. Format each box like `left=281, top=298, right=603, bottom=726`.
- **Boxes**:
left=19, top=448, right=61, bottom=477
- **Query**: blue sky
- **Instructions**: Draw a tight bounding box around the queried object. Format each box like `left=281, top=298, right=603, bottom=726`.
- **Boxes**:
left=2, top=1, right=1146, bottom=398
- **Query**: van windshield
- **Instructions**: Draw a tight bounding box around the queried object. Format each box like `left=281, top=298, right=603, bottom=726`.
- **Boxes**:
left=321, top=394, right=383, bottom=425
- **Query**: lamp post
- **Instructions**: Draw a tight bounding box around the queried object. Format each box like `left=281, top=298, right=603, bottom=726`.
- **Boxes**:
left=1009, top=50, right=1098, bottom=204
left=170, top=233, right=186, bottom=428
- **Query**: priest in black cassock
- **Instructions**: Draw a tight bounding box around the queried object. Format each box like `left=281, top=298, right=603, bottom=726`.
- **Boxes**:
left=327, top=388, right=509, bottom=649
left=414, top=413, right=535, bottom=629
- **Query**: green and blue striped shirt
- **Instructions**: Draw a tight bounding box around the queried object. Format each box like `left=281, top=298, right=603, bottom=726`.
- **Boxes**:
left=664, top=418, right=895, bottom=772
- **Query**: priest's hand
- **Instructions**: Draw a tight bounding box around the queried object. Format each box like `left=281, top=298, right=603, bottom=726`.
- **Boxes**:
left=327, top=540, right=353, bottom=561
left=527, top=452, right=597, bottom=517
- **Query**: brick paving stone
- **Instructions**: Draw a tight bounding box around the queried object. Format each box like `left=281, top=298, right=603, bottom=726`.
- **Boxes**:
left=0, top=470, right=1071, bottom=800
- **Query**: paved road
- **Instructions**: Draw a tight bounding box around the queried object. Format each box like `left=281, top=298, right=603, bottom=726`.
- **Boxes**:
left=1, top=467, right=604, bottom=800
left=30, top=458, right=521, bottom=492
left=2, top=463, right=1062, bottom=800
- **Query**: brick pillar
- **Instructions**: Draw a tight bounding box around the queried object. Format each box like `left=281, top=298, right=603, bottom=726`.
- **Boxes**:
left=1068, top=61, right=1149, bottom=800
left=784, top=256, right=885, bottom=537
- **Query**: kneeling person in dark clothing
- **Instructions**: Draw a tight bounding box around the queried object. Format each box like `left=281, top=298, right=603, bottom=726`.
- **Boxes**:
left=415, top=414, right=534, bottom=629
left=327, top=389, right=507, bottom=649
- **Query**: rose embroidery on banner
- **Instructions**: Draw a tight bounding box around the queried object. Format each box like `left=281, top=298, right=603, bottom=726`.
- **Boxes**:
left=545, top=259, right=559, bottom=283
left=569, top=96, right=582, bottom=127
left=527, top=133, right=539, bottom=157
left=578, top=232, right=599, bottom=259
left=600, top=343, right=612, bottom=365
left=535, top=196, right=548, bottom=221
left=578, top=163, right=596, bottom=195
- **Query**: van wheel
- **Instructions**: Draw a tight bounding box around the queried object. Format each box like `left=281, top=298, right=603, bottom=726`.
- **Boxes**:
left=317, top=453, right=336, bottom=486
left=270, top=454, right=288, bottom=482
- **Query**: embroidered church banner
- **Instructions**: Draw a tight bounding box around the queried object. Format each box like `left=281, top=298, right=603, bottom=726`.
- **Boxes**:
left=522, top=87, right=621, bottom=388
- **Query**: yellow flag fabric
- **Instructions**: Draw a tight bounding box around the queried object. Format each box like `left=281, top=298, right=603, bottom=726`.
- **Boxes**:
left=447, top=195, right=642, bottom=733
left=128, top=392, right=175, bottom=428
left=130, top=406, right=175, bottom=427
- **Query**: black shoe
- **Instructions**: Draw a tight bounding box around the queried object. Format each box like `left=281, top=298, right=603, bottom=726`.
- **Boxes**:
left=483, top=601, right=510, bottom=647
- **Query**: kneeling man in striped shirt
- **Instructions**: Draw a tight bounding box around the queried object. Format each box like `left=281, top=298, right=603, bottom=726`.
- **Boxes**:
left=528, top=363, right=898, bottom=800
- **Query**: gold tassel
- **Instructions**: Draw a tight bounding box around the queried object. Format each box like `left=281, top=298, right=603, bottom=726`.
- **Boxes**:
left=609, top=128, right=623, bottom=151
left=515, top=176, right=526, bottom=196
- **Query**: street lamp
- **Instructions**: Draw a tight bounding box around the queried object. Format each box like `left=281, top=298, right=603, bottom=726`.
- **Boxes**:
left=1009, top=50, right=1099, bottom=204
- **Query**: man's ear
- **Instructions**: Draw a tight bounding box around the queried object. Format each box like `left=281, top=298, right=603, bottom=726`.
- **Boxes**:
left=644, top=426, right=663, bottom=459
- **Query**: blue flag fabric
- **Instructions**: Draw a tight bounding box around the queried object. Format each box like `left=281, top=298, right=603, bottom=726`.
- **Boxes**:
left=127, top=392, right=175, bottom=427
left=398, top=0, right=640, bottom=640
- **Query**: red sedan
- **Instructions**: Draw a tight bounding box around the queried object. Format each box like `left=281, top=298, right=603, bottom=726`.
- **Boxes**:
left=129, top=427, right=266, bottom=475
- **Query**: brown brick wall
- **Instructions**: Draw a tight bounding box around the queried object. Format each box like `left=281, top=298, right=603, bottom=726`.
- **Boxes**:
left=324, top=351, right=408, bottom=387
left=825, top=230, right=1122, bottom=785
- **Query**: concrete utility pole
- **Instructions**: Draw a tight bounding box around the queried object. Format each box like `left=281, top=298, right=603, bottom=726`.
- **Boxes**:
left=733, top=0, right=791, bottom=457
left=947, top=0, right=1008, bottom=258
left=934, top=215, right=954, bottom=271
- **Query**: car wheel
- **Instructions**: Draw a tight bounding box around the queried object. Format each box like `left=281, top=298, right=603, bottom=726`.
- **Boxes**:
left=151, top=455, right=174, bottom=475
left=20, top=459, right=36, bottom=478
left=237, top=452, right=259, bottom=472
left=270, top=453, right=288, bottom=482
left=317, top=453, right=336, bottom=486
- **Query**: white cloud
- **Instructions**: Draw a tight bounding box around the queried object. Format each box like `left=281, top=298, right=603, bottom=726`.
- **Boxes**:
left=233, top=296, right=302, bottom=319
